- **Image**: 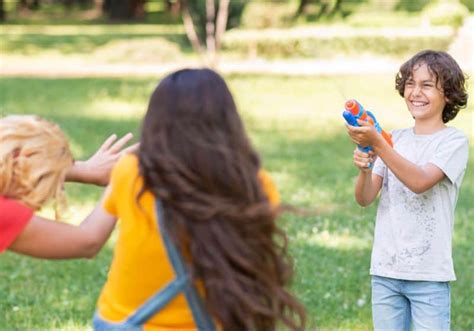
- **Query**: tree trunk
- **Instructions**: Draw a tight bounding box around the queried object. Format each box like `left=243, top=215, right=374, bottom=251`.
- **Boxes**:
left=328, top=0, right=343, bottom=17
left=215, top=0, right=229, bottom=50
left=295, top=0, right=310, bottom=17
left=181, top=0, right=204, bottom=55
left=0, top=0, right=5, bottom=21
left=205, top=0, right=216, bottom=65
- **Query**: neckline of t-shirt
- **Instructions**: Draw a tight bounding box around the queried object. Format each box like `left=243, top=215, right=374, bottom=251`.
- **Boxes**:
left=410, top=126, right=451, bottom=139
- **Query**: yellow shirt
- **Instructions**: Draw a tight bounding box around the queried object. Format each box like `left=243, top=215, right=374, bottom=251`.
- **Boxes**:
left=98, top=154, right=279, bottom=330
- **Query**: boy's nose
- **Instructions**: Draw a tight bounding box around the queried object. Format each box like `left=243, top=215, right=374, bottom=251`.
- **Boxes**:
left=412, top=84, right=422, bottom=96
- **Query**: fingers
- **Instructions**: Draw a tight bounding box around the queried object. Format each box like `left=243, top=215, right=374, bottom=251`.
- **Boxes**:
left=99, top=134, right=118, bottom=152
left=109, top=133, right=134, bottom=154
left=356, top=119, right=371, bottom=127
left=120, top=142, right=139, bottom=156
left=353, top=148, right=374, bottom=169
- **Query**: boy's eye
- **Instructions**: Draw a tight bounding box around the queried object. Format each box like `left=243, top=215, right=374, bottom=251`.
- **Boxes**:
left=406, top=81, right=414, bottom=86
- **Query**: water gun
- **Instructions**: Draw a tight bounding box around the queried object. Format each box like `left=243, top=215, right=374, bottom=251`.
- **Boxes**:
left=342, top=99, right=393, bottom=154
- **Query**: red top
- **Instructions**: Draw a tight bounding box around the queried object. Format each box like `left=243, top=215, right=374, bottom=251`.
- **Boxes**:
left=0, top=196, right=33, bottom=253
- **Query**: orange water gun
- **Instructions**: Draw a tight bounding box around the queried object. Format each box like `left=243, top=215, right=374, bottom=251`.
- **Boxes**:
left=342, top=99, right=393, bottom=154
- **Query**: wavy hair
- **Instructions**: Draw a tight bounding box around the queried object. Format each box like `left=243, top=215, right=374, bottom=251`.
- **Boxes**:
left=138, top=69, right=305, bottom=330
left=395, top=50, right=468, bottom=123
left=0, top=115, right=73, bottom=217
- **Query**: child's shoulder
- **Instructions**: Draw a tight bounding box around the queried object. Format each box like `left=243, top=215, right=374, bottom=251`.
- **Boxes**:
left=110, top=153, right=139, bottom=183
left=390, top=127, right=413, bottom=141
left=443, top=126, right=468, bottom=140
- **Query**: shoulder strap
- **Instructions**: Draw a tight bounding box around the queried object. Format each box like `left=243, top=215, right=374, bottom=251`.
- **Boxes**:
left=125, top=199, right=216, bottom=331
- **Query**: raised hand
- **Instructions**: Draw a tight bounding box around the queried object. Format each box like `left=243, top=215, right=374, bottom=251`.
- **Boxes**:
left=66, top=133, right=139, bottom=186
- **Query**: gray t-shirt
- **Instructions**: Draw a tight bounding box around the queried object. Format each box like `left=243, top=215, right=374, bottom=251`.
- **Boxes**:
left=371, top=127, right=468, bottom=281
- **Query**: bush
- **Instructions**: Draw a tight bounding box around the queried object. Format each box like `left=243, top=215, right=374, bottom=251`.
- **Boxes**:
left=460, top=0, right=474, bottom=12
left=222, top=27, right=454, bottom=60
left=241, top=2, right=293, bottom=29
left=421, top=0, right=470, bottom=28
left=93, top=38, right=183, bottom=63
left=395, top=0, right=431, bottom=12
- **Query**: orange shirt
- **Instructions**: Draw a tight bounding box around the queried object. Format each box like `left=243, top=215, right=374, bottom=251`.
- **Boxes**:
left=98, top=154, right=279, bottom=330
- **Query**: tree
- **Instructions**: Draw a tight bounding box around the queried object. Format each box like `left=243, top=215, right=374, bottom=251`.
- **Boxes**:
left=0, top=0, right=4, bottom=21
left=102, top=0, right=146, bottom=20
left=295, top=0, right=352, bottom=19
left=181, top=0, right=245, bottom=67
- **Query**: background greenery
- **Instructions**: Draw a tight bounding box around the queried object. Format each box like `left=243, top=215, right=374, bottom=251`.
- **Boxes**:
left=0, top=0, right=473, bottom=330
left=0, top=75, right=472, bottom=330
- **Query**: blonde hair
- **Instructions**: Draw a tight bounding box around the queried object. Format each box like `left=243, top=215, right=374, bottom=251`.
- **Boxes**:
left=0, top=115, right=73, bottom=217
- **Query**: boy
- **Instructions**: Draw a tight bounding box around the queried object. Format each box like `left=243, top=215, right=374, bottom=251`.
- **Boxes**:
left=346, top=50, right=469, bottom=330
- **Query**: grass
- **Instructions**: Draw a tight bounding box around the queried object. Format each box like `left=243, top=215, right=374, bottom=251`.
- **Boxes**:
left=0, top=74, right=473, bottom=330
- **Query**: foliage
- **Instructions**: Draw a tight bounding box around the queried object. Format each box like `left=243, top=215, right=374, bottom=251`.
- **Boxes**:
left=0, top=74, right=472, bottom=330
left=222, top=28, right=454, bottom=59
left=460, top=0, right=474, bottom=12
left=394, top=0, right=431, bottom=12
left=421, top=0, right=470, bottom=28
left=240, top=1, right=294, bottom=29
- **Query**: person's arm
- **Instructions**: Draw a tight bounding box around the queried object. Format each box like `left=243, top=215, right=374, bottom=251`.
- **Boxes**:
left=66, top=133, right=138, bottom=186
left=346, top=121, right=445, bottom=194
left=8, top=188, right=116, bottom=259
left=352, top=148, right=383, bottom=206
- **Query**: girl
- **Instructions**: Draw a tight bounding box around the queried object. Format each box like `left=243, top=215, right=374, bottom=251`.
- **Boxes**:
left=93, top=68, right=306, bottom=330
left=1, top=115, right=135, bottom=257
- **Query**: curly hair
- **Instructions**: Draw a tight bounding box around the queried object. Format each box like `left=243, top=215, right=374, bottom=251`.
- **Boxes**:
left=138, top=69, right=306, bottom=331
left=0, top=115, right=73, bottom=217
left=395, top=50, right=468, bottom=123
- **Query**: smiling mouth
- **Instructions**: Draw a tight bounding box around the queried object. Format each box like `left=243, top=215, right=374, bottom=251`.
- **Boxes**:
left=410, top=100, right=428, bottom=107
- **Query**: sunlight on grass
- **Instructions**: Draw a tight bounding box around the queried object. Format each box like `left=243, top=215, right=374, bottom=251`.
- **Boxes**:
left=295, top=228, right=371, bottom=250
left=86, top=99, right=144, bottom=120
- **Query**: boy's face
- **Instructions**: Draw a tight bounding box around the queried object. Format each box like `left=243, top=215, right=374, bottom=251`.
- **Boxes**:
left=404, top=62, right=447, bottom=124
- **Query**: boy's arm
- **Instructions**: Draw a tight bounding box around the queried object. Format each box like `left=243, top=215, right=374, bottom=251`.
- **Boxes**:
left=348, top=122, right=445, bottom=194
left=8, top=188, right=116, bottom=259
left=352, top=148, right=383, bottom=206
left=66, top=133, right=138, bottom=186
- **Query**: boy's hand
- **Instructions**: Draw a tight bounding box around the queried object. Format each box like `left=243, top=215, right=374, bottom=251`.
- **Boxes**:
left=67, top=133, right=139, bottom=186
left=353, top=148, right=376, bottom=172
left=345, top=120, right=380, bottom=148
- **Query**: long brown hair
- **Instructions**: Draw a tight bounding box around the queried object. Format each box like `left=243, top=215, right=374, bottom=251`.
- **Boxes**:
left=138, top=69, right=305, bottom=330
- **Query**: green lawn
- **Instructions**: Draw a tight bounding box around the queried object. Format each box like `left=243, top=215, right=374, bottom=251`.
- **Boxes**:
left=0, top=75, right=473, bottom=330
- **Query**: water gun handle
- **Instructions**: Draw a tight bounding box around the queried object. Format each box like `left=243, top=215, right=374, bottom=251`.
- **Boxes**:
left=342, top=110, right=372, bottom=153
left=342, top=99, right=394, bottom=168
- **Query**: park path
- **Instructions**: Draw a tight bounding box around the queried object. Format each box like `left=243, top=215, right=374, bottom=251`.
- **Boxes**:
left=1, top=19, right=472, bottom=77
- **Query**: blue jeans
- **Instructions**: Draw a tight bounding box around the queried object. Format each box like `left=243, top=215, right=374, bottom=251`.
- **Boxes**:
left=371, top=275, right=450, bottom=331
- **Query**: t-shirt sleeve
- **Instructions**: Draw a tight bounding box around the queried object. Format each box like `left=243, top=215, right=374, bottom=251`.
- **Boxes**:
left=372, top=155, right=386, bottom=178
left=258, top=170, right=280, bottom=206
left=429, top=130, right=469, bottom=187
left=0, top=197, right=34, bottom=253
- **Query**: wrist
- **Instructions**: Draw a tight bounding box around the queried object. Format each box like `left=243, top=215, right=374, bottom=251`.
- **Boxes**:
left=67, top=161, right=95, bottom=184
left=372, top=136, right=387, bottom=155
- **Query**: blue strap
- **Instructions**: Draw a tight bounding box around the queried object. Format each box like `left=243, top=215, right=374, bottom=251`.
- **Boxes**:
left=154, top=199, right=216, bottom=331
left=124, top=199, right=216, bottom=331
